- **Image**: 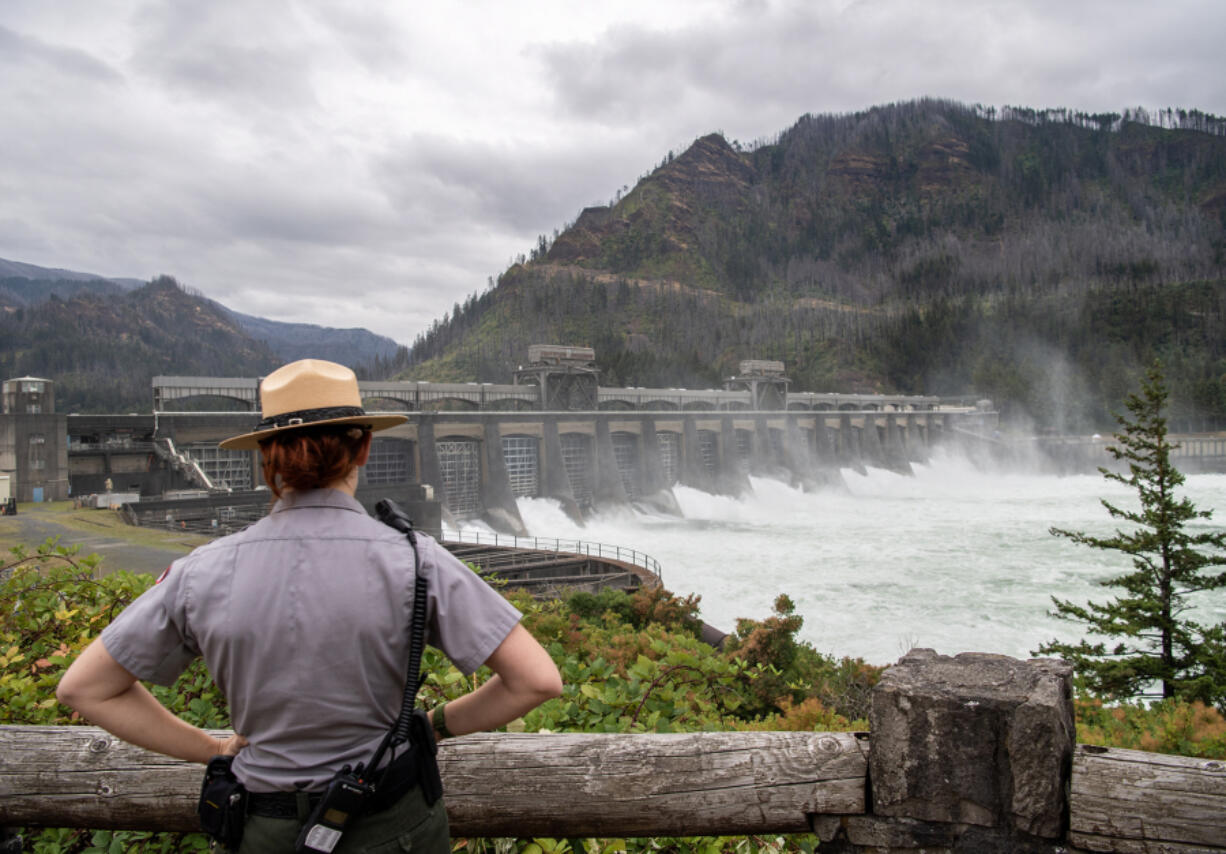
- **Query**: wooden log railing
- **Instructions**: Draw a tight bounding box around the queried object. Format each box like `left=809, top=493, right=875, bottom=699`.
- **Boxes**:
left=3, top=651, right=1225, bottom=852
left=1070, top=745, right=1226, bottom=852
left=0, top=728, right=865, bottom=837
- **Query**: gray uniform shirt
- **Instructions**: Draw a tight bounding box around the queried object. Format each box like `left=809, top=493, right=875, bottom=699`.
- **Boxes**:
left=101, top=488, right=521, bottom=792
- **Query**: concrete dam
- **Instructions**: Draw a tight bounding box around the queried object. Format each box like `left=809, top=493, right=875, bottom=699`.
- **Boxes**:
left=61, top=352, right=996, bottom=536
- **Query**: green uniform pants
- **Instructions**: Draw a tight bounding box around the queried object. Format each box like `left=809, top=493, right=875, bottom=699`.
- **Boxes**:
left=221, top=785, right=449, bottom=853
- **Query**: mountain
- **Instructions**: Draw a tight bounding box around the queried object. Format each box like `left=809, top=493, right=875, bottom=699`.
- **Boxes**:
left=1, top=274, right=129, bottom=308
left=405, top=99, right=1226, bottom=431
left=0, top=259, right=405, bottom=407
left=220, top=308, right=402, bottom=371
left=0, top=258, right=144, bottom=289
left=0, top=276, right=278, bottom=412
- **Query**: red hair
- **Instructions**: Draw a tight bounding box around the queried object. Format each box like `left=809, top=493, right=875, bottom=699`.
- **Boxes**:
left=260, top=426, right=369, bottom=498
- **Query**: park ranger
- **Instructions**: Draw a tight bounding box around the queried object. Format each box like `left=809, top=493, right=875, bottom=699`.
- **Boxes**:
left=58, top=358, right=563, bottom=852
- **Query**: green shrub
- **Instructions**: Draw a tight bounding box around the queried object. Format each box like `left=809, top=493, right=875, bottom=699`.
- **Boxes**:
left=1076, top=696, right=1226, bottom=759
left=722, top=594, right=881, bottom=723
left=2, top=541, right=216, bottom=852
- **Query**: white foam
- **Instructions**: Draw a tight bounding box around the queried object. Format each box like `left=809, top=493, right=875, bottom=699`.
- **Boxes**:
left=486, top=464, right=1226, bottom=664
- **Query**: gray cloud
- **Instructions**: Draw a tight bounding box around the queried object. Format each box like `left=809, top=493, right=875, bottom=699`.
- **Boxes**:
left=1, top=0, right=1224, bottom=345
left=537, top=0, right=1226, bottom=144
left=0, top=25, right=123, bottom=83
left=129, top=1, right=322, bottom=112
left=311, top=4, right=414, bottom=77
left=375, top=134, right=652, bottom=238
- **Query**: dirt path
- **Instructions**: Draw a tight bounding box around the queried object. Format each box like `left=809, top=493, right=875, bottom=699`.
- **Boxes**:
left=0, top=503, right=211, bottom=577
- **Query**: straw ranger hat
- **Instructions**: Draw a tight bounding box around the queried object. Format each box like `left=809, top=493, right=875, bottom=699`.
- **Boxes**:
left=219, top=359, right=407, bottom=450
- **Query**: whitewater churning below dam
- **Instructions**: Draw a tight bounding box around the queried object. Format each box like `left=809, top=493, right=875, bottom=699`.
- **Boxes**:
left=491, top=450, right=1226, bottom=666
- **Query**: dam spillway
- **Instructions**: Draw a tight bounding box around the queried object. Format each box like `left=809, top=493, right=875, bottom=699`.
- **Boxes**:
left=65, top=370, right=996, bottom=535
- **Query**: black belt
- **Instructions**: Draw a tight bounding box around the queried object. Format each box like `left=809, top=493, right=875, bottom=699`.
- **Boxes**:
left=246, top=747, right=426, bottom=820
left=247, top=790, right=322, bottom=820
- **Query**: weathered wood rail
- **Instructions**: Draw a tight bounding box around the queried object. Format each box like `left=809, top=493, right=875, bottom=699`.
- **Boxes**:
left=0, top=728, right=865, bottom=837
left=3, top=651, right=1224, bottom=852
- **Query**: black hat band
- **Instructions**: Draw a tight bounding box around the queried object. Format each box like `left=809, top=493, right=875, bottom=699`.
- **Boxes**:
left=256, top=405, right=368, bottom=431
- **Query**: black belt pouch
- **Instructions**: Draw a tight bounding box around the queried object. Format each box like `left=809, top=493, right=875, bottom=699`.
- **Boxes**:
left=370, top=711, right=443, bottom=812
left=199, top=755, right=248, bottom=850
left=409, top=709, right=444, bottom=806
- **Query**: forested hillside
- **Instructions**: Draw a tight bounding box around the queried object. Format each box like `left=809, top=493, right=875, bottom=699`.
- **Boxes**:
left=407, top=99, right=1226, bottom=431
left=0, top=276, right=279, bottom=412
left=219, top=309, right=404, bottom=372
left=0, top=265, right=407, bottom=410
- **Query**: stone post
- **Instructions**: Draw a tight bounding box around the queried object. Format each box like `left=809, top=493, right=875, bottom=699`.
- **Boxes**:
left=851, top=649, right=1075, bottom=852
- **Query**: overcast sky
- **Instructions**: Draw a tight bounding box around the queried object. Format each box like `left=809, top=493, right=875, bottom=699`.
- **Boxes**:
left=2, top=1, right=1224, bottom=345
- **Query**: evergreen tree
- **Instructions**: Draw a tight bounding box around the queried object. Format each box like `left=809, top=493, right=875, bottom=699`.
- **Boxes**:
left=1037, top=364, right=1226, bottom=709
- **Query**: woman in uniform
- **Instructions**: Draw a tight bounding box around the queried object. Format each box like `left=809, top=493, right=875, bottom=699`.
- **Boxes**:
left=58, top=359, right=563, bottom=852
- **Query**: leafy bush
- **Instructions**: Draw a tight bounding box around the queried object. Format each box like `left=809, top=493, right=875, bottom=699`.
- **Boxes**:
left=1076, top=697, right=1226, bottom=759
left=1, top=540, right=217, bottom=852
left=722, top=594, right=881, bottom=723
left=565, top=587, right=704, bottom=639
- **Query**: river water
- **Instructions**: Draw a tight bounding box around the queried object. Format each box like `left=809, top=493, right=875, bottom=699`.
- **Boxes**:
left=496, top=451, right=1226, bottom=666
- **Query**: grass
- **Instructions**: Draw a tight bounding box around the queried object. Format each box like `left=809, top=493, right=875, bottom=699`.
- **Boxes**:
left=0, top=501, right=212, bottom=560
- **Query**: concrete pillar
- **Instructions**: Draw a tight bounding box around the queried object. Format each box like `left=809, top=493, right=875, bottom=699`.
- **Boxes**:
left=812, top=417, right=835, bottom=466
left=905, top=413, right=928, bottom=464
left=859, top=416, right=889, bottom=470
left=783, top=418, right=820, bottom=490
left=717, top=417, right=751, bottom=495
left=479, top=422, right=528, bottom=536
left=860, top=649, right=1075, bottom=850
left=750, top=415, right=784, bottom=477
left=884, top=414, right=914, bottom=476
left=540, top=419, right=583, bottom=523
left=808, top=418, right=847, bottom=490
left=638, top=417, right=680, bottom=514
left=638, top=417, right=668, bottom=495
left=838, top=414, right=866, bottom=476
left=680, top=419, right=710, bottom=491
left=593, top=419, right=628, bottom=507
left=417, top=419, right=443, bottom=508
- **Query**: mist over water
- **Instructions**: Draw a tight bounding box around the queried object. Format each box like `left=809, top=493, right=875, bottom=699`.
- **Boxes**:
left=499, top=451, right=1226, bottom=666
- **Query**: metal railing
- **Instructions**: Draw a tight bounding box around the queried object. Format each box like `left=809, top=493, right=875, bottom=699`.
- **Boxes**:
left=153, top=438, right=221, bottom=492
left=445, top=529, right=663, bottom=583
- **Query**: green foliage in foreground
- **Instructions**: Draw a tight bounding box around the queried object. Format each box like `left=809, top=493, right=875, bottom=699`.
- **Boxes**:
left=2, top=541, right=868, bottom=852
left=1036, top=364, right=1226, bottom=711
left=5, top=538, right=1226, bottom=853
